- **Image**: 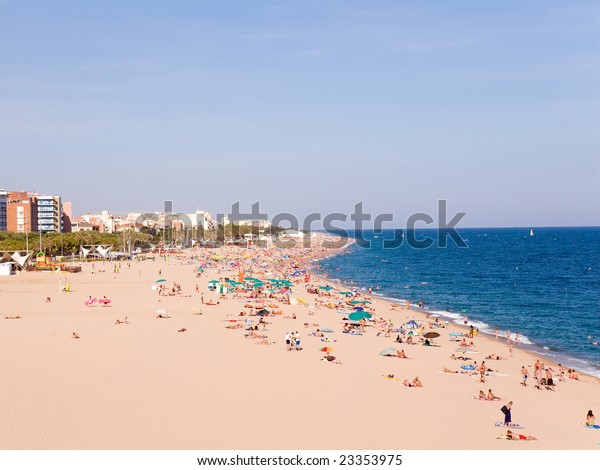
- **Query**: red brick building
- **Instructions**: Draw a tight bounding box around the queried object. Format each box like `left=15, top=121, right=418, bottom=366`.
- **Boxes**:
left=7, top=192, right=38, bottom=233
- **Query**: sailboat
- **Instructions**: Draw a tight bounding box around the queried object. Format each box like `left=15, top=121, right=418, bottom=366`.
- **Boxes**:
left=530, top=229, right=534, bottom=237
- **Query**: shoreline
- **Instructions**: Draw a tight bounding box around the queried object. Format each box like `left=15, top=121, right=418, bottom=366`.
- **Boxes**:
left=312, top=241, right=600, bottom=381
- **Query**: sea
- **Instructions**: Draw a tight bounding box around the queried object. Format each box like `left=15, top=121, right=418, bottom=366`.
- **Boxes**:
left=316, top=227, right=600, bottom=378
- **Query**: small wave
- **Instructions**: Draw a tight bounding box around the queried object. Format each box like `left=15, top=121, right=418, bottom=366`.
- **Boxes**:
left=382, top=296, right=408, bottom=304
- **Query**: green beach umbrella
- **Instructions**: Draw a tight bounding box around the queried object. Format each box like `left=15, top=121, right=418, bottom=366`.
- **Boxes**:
left=349, top=311, right=372, bottom=321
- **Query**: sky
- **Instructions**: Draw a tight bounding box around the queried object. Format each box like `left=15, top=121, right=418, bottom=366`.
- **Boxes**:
left=1, top=0, right=599, bottom=228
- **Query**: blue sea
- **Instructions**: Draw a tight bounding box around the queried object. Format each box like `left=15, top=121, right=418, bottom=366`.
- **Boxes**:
left=316, top=227, right=600, bottom=377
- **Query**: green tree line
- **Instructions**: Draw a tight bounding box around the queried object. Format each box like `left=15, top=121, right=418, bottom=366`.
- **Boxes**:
left=0, top=230, right=150, bottom=255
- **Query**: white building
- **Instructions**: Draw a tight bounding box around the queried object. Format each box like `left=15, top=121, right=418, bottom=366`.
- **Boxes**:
left=232, top=219, right=271, bottom=229
left=81, top=210, right=116, bottom=233
left=186, top=210, right=216, bottom=231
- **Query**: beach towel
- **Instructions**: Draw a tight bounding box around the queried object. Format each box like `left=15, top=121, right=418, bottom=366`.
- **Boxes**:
left=495, top=422, right=524, bottom=429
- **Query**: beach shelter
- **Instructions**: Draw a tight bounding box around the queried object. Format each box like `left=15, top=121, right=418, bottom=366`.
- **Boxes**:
left=406, top=320, right=419, bottom=329
left=320, top=347, right=334, bottom=353
left=156, top=279, right=167, bottom=283
left=255, top=309, right=270, bottom=316
left=319, top=285, right=333, bottom=291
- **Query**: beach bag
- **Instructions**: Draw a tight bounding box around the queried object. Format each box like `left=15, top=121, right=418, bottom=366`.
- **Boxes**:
left=500, top=405, right=508, bottom=415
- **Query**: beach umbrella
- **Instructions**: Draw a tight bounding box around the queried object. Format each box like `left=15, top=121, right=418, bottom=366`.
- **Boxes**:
left=320, top=347, right=334, bottom=353
left=321, top=328, right=335, bottom=333
left=349, top=300, right=371, bottom=305
left=423, top=332, right=440, bottom=339
left=406, top=320, right=419, bottom=329
left=156, top=279, right=167, bottom=283
left=319, top=285, right=333, bottom=291
left=379, top=348, right=398, bottom=356
left=255, top=309, right=270, bottom=316
left=155, top=308, right=169, bottom=315
left=349, top=311, right=372, bottom=321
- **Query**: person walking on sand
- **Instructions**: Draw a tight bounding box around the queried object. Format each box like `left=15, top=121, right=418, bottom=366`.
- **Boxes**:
left=285, top=332, right=291, bottom=351
left=502, top=401, right=513, bottom=427
left=521, top=366, right=528, bottom=387
left=479, top=361, right=487, bottom=383
left=201, top=293, right=204, bottom=305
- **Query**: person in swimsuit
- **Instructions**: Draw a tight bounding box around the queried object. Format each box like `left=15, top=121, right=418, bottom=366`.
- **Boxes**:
left=499, top=430, right=537, bottom=441
left=521, top=366, right=528, bottom=387
left=586, top=410, right=596, bottom=427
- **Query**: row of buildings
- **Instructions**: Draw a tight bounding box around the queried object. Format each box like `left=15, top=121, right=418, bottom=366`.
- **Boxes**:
left=0, top=190, right=72, bottom=234
left=1, top=187, right=272, bottom=235
left=73, top=209, right=219, bottom=233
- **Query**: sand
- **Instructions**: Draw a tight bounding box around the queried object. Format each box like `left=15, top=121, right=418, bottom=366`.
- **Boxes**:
left=0, top=243, right=598, bottom=450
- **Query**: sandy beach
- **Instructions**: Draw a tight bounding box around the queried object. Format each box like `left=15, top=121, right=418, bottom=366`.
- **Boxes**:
left=1, top=238, right=599, bottom=450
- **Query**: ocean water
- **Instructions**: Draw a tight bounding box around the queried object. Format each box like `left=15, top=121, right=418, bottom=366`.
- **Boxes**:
left=316, top=227, right=600, bottom=377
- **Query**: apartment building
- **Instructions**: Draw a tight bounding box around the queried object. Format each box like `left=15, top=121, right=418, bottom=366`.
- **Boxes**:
left=37, top=195, right=63, bottom=234
left=7, top=192, right=38, bottom=233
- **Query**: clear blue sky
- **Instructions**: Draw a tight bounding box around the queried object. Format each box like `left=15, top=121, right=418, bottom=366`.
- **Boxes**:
left=1, top=0, right=599, bottom=227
